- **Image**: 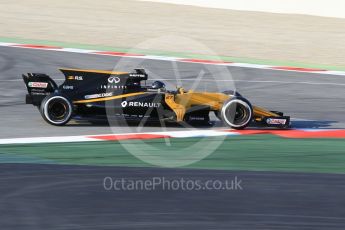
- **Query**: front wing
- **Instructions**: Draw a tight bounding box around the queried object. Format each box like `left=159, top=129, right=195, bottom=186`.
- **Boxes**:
left=253, top=106, right=290, bottom=128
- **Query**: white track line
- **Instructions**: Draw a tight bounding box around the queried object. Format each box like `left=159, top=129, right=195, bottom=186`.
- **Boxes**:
left=0, top=129, right=239, bottom=145
left=0, top=136, right=102, bottom=145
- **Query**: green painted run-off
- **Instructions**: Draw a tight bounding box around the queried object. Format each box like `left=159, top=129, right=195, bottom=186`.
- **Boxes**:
left=1, top=135, right=345, bottom=174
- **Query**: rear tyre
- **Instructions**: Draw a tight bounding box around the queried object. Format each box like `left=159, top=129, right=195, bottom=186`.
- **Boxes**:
left=40, top=94, right=73, bottom=126
left=220, top=97, right=253, bottom=129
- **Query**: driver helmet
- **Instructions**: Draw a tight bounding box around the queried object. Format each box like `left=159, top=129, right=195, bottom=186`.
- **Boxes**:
left=152, top=81, right=166, bottom=90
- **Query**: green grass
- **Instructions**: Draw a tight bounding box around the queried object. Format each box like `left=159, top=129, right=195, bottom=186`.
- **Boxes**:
left=1, top=135, right=345, bottom=174
left=1, top=36, right=345, bottom=71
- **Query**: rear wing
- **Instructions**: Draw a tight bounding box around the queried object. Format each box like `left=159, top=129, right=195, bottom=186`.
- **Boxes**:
left=22, top=73, right=57, bottom=105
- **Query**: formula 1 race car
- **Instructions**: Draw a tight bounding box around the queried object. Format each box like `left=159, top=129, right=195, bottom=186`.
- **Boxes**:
left=23, top=68, right=290, bottom=129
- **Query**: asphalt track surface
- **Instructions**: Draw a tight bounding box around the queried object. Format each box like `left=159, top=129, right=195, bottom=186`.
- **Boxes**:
left=1, top=164, right=345, bottom=230
left=1, top=46, right=345, bottom=229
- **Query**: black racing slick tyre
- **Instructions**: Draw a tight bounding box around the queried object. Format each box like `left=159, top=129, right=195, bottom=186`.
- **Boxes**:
left=220, top=97, right=253, bottom=129
left=40, top=94, right=73, bottom=126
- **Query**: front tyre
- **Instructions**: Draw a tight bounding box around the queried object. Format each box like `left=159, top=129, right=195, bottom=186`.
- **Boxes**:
left=220, top=97, right=253, bottom=129
left=40, top=94, right=73, bottom=126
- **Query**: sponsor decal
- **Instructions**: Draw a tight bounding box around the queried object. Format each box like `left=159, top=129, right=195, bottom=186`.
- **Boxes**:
left=30, top=88, right=49, bottom=95
left=129, top=73, right=146, bottom=78
left=266, top=118, right=287, bottom=125
left=188, top=116, right=205, bottom=121
left=67, top=75, right=83, bottom=81
left=85, top=92, right=113, bottom=99
left=108, top=76, right=121, bottom=84
left=28, top=82, right=48, bottom=88
left=121, top=101, right=128, bottom=107
left=121, top=101, right=160, bottom=108
left=101, top=85, right=127, bottom=90
left=63, top=85, right=74, bottom=90
left=31, top=88, right=45, bottom=92
left=31, top=92, right=49, bottom=96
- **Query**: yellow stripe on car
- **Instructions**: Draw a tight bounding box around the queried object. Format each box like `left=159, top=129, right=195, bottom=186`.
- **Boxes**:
left=73, top=92, right=147, bottom=104
left=60, top=68, right=128, bottom=75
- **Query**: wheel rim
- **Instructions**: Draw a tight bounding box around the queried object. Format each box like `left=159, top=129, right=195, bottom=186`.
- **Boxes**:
left=44, top=96, right=72, bottom=124
left=222, top=100, right=252, bottom=128
left=48, top=100, right=68, bottom=120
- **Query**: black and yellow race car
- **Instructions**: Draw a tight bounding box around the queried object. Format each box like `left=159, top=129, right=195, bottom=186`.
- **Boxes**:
left=23, top=68, right=290, bottom=129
